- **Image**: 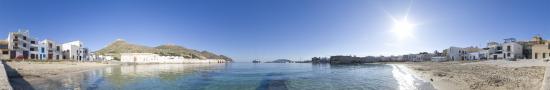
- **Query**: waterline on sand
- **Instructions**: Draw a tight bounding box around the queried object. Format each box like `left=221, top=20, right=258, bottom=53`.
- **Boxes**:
left=391, top=64, right=435, bottom=90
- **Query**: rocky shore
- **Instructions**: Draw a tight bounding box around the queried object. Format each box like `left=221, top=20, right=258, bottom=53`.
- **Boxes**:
left=405, top=60, right=546, bottom=90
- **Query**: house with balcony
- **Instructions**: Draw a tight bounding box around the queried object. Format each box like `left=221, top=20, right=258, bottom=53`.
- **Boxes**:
left=6, top=30, right=38, bottom=59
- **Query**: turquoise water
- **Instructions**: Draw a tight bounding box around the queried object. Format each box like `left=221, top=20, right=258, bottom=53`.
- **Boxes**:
left=31, top=63, right=434, bottom=90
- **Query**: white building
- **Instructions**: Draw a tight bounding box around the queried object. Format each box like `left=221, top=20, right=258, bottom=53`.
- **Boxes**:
left=409, top=52, right=433, bottom=62
left=39, top=39, right=62, bottom=60
left=478, top=49, right=490, bottom=60
left=62, top=41, right=89, bottom=61
left=447, top=47, right=466, bottom=61
left=486, top=42, right=504, bottom=60
left=121, top=53, right=225, bottom=64
left=502, top=38, right=523, bottom=59
left=6, top=30, right=39, bottom=59
left=466, top=52, right=481, bottom=60
left=431, top=56, right=447, bottom=62
left=88, top=53, right=114, bottom=62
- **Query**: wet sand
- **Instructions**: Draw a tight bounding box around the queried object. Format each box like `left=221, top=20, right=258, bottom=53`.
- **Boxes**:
left=4, top=61, right=116, bottom=89
left=390, top=64, right=436, bottom=90
left=405, top=60, right=546, bottom=90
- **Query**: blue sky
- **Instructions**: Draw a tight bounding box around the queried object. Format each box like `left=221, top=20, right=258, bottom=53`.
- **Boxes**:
left=0, top=0, right=549, bottom=61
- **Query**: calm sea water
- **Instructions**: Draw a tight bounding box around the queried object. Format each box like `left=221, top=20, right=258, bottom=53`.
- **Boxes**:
left=29, top=63, right=434, bottom=90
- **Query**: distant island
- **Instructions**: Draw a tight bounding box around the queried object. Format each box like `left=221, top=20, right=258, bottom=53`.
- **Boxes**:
left=265, top=59, right=294, bottom=63
left=94, top=39, right=233, bottom=62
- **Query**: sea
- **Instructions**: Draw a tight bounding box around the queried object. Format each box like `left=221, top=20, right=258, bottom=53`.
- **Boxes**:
left=23, top=63, right=435, bottom=90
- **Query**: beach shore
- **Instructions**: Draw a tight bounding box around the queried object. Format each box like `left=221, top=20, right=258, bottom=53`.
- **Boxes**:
left=405, top=60, right=546, bottom=90
left=4, top=61, right=116, bottom=89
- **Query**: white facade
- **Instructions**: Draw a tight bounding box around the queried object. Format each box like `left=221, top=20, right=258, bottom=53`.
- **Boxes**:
left=62, top=41, right=88, bottom=61
left=478, top=49, right=490, bottom=60
left=89, top=53, right=114, bottom=62
left=447, top=47, right=466, bottom=61
left=121, top=53, right=225, bottom=64
left=502, top=41, right=523, bottom=59
left=39, top=39, right=62, bottom=60
left=466, top=52, right=481, bottom=60
left=486, top=42, right=504, bottom=60
left=431, top=56, right=447, bottom=62
left=6, top=30, right=36, bottom=59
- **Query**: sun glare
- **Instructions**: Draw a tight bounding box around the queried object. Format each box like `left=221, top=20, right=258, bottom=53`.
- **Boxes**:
left=391, top=20, right=415, bottom=38
left=388, top=0, right=417, bottom=39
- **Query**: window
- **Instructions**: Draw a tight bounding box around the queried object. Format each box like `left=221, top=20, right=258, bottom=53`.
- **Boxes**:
left=2, top=51, right=8, bottom=55
left=507, top=46, right=511, bottom=51
left=31, top=41, right=36, bottom=44
left=30, top=48, right=35, bottom=51
left=41, top=48, right=45, bottom=53
left=544, top=53, right=547, bottom=58
left=507, top=53, right=511, bottom=57
left=23, top=36, right=26, bottom=40
left=23, top=43, right=27, bottom=47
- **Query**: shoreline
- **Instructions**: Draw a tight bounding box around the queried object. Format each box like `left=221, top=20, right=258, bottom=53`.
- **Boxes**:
left=4, top=61, right=230, bottom=89
left=403, top=60, right=546, bottom=90
left=4, top=61, right=117, bottom=89
left=389, top=64, right=436, bottom=90
left=399, top=63, right=460, bottom=90
left=4, top=60, right=547, bottom=90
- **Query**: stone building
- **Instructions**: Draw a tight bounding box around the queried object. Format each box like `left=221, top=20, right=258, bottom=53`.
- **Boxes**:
left=531, top=35, right=550, bottom=60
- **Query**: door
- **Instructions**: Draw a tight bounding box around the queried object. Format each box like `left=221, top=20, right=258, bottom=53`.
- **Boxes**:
left=48, top=54, right=53, bottom=59
left=23, top=51, right=29, bottom=59
left=10, top=50, right=15, bottom=59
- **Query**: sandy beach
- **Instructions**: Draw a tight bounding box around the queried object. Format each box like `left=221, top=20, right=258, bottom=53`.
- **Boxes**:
left=405, top=60, right=547, bottom=90
left=4, top=61, right=115, bottom=89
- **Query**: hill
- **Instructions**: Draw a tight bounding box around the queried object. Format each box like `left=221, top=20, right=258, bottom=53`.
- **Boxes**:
left=266, top=59, right=293, bottom=63
left=94, top=39, right=233, bottom=62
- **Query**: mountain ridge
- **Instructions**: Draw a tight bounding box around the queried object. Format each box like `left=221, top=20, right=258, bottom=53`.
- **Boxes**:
left=94, top=39, right=233, bottom=62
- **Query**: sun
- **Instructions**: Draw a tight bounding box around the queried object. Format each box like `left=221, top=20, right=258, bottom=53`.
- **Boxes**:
left=387, top=0, right=417, bottom=40
left=391, top=20, right=416, bottom=39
